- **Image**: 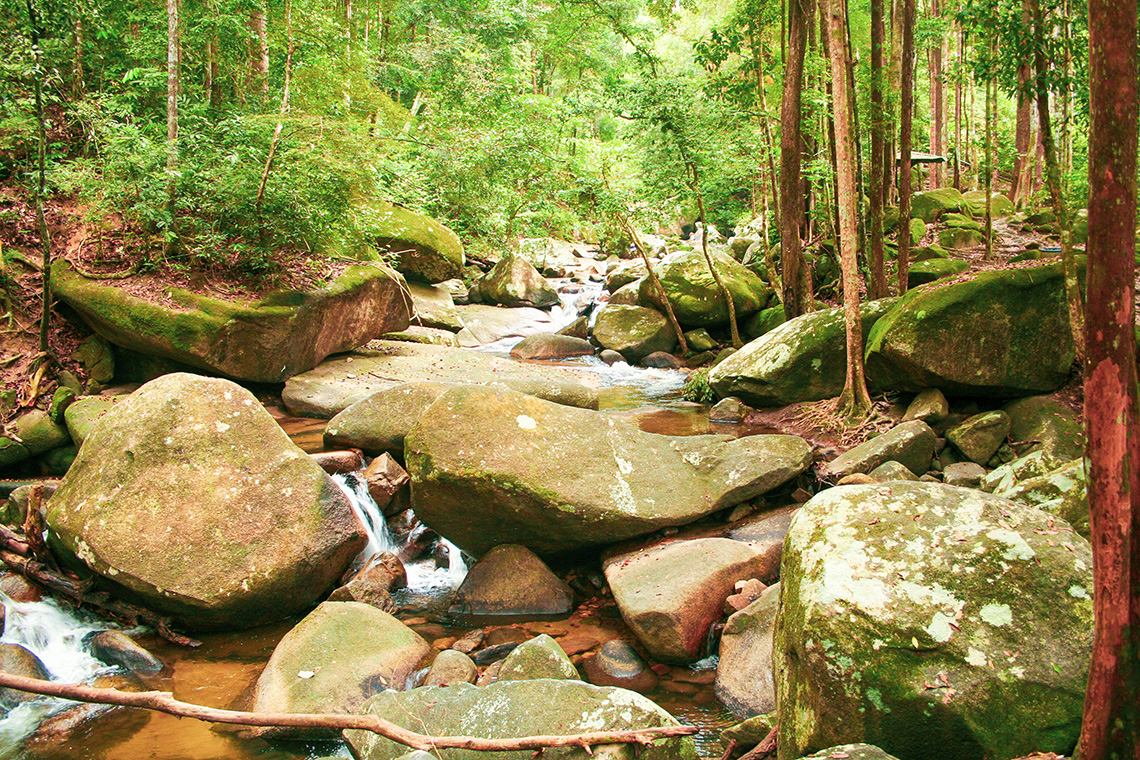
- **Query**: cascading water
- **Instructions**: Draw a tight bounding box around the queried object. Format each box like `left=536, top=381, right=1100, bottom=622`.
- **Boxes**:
left=332, top=472, right=396, bottom=560
left=0, top=595, right=114, bottom=756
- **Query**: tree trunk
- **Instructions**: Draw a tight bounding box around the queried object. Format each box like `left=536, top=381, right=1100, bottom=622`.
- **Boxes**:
left=779, top=0, right=814, bottom=318
left=927, top=0, right=943, bottom=188
left=1080, top=1, right=1140, bottom=757
left=755, top=36, right=781, bottom=231
left=823, top=0, right=871, bottom=421
left=250, top=3, right=269, bottom=102
left=691, top=164, right=742, bottom=348
left=985, top=59, right=994, bottom=261
left=895, top=0, right=915, bottom=296
left=163, top=0, right=180, bottom=260
left=868, top=0, right=887, bottom=300
left=1010, top=0, right=1033, bottom=206
left=953, top=20, right=963, bottom=190
left=1028, top=0, right=1083, bottom=362
left=255, top=0, right=294, bottom=232
left=619, top=216, right=689, bottom=355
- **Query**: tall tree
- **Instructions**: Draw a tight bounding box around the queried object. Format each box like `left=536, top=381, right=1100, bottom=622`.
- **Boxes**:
left=895, top=0, right=916, bottom=296
left=868, top=0, right=888, bottom=299
left=25, top=0, right=51, bottom=352
left=779, top=0, right=814, bottom=317
left=1079, top=0, right=1140, bottom=755
left=823, top=0, right=871, bottom=420
left=1010, top=0, right=1034, bottom=206
left=927, top=0, right=944, bottom=188
left=163, top=0, right=180, bottom=260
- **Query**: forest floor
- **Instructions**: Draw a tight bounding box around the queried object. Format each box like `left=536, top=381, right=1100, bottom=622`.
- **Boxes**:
left=0, top=185, right=1089, bottom=441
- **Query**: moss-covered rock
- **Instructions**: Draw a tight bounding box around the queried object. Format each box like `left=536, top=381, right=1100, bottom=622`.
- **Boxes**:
left=63, top=396, right=123, bottom=447
left=0, top=410, right=70, bottom=469
left=865, top=263, right=1076, bottom=396
left=938, top=227, right=985, bottom=250
left=776, top=482, right=1093, bottom=760
left=1001, top=459, right=1088, bottom=538
left=45, top=373, right=367, bottom=631
left=715, top=583, right=780, bottom=718
left=908, top=218, right=927, bottom=246
left=962, top=191, right=1015, bottom=218
left=592, top=305, right=677, bottom=364
left=907, top=258, right=969, bottom=287
left=407, top=282, right=464, bottom=331
left=911, top=188, right=966, bottom=222
left=405, top=386, right=812, bottom=555
left=1002, top=396, right=1085, bottom=461
left=498, top=634, right=579, bottom=681
left=363, top=200, right=464, bottom=283
left=708, top=300, right=897, bottom=407
left=52, top=260, right=412, bottom=384
left=448, top=544, right=574, bottom=622
left=480, top=253, right=561, bottom=308
left=345, top=679, right=698, bottom=760
left=250, top=601, right=430, bottom=739
left=744, top=305, right=788, bottom=341
left=71, top=335, right=115, bottom=391
left=639, top=250, right=771, bottom=327
left=946, top=411, right=1012, bottom=465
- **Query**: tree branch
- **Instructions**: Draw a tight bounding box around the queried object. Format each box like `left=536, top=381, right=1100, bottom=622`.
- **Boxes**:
left=0, top=672, right=698, bottom=752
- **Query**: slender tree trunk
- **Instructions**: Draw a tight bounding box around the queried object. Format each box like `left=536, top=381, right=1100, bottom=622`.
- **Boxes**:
left=868, top=0, right=887, bottom=300
left=250, top=3, right=269, bottom=102
left=824, top=0, right=871, bottom=421
left=928, top=0, right=943, bottom=188
left=163, top=0, right=180, bottom=260
left=71, top=17, right=84, bottom=96
left=953, top=19, right=963, bottom=190
left=1028, top=0, right=1083, bottom=362
left=255, top=0, right=294, bottom=232
left=690, top=164, right=742, bottom=348
left=25, top=0, right=51, bottom=352
left=1010, top=0, right=1033, bottom=205
left=985, top=62, right=994, bottom=261
left=619, top=216, right=688, bottom=355
left=896, top=0, right=915, bottom=296
left=779, top=0, right=814, bottom=318
left=1079, top=0, right=1140, bottom=755
left=755, top=36, right=781, bottom=231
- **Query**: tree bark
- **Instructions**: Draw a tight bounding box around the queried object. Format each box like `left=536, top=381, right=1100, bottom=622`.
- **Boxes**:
left=250, top=4, right=269, bottom=102
left=779, top=0, right=813, bottom=318
left=868, top=0, right=888, bottom=300
left=25, top=0, right=51, bottom=353
left=927, top=0, right=943, bottom=188
left=1079, top=2, right=1140, bottom=757
left=618, top=215, right=689, bottom=355
left=1010, top=0, right=1034, bottom=206
left=984, top=59, right=994, bottom=261
left=1027, top=0, right=1083, bottom=362
left=163, top=0, right=179, bottom=260
left=255, top=0, right=294, bottom=230
left=895, top=0, right=915, bottom=296
left=690, top=163, right=742, bottom=348
left=823, top=0, right=871, bottom=421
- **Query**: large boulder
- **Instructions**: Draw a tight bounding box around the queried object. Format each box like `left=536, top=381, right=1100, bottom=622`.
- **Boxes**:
left=604, top=538, right=775, bottom=663
left=282, top=341, right=599, bottom=418
left=250, top=601, right=429, bottom=739
left=344, top=679, right=699, bottom=760
left=1002, top=396, right=1085, bottom=461
left=480, top=254, right=561, bottom=308
left=592, top=305, right=677, bottom=364
left=325, top=381, right=458, bottom=457
left=405, top=386, right=812, bottom=555
left=865, top=263, right=1077, bottom=397
left=45, top=374, right=367, bottom=631
left=0, top=409, right=70, bottom=469
left=910, top=188, right=966, bottom=222
left=708, top=300, right=897, bottom=407
left=407, top=282, right=464, bottom=332
left=510, top=334, right=595, bottom=360
left=715, top=584, right=779, bottom=719
left=776, top=482, right=1093, bottom=760
left=365, top=200, right=465, bottom=283
left=639, top=250, right=771, bottom=327
left=51, top=260, right=411, bottom=384
left=453, top=304, right=560, bottom=345
left=448, top=544, right=574, bottom=623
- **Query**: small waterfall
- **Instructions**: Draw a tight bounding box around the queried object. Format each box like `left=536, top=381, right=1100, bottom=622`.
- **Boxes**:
left=333, top=473, right=396, bottom=559
left=442, top=538, right=468, bottom=586
left=403, top=538, right=469, bottom=593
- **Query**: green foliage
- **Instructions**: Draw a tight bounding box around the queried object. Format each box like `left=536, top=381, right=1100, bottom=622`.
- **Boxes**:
left=682, top=367, right=717, bottom=403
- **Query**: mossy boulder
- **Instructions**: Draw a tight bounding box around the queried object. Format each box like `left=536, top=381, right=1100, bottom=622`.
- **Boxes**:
left=776, top=482, right=1093, bottom=760
left=1002, top=396, right=1085, bottom=461
left=1001, top=459, right=1089, bottom=538
left=744, top=305, right=788, bottom=341
left=250, top=601, right=429, bottom=739
left=639, top=250, right=771, bottom=327
left=592, top=305, right=677, bottom=364
left=364, top=200, right=464, bottom=283
left=865, top=263, right=1076, bottom=396
left=51, top=260, right=412, bottom=384
left=911, top=188, right=966, bottom=222
left=707, top=300, right=897, bottom=407
left=480, top=253, right=561, bottom=308
left=407, top=282, right=464, bottom=331
left=448, top=544, right=574, bottom=623
left=63, top=396, right=123, bottom=446
left=907, top=258, right=969, bottom=287
left=498, top=634, right=579, bottom=681
left=908, top=218, right=927, bottom=246
left=946, top=411, right=1012, bottom=465
left=70, top=335, right=115, bottom=390
left=45, top=374, right=367, bottom=631
left=345, top=679, right=699, bottom=760
left=0, top=410, right=70, bottom=469
left=962, top=191, right=1015, bottom=218
left=938, top=227, right=985, bottom=250
left=325, top=381, right=458, bottom=457
left=404, top=386, right=812, bottom=555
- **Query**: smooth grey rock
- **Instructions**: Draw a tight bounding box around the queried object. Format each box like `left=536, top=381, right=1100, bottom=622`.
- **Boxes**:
left=902, top=388, right=949, bottom=424
left=942, top=461, right=987, bottom=488
left=715, top=583, right=780, bottom=718
left=869, top=460, right=919, bottom=482
left=497, top=634, right=579, bottom=681
left=947, top=411, right=1012, bottom=465
left=584, top=640, right=657, bottom=694
left=448, top=544, right=574, bottom=623
left=820, top=420, right=937, bottom=481
left=422, top=649, right=478, bottom=687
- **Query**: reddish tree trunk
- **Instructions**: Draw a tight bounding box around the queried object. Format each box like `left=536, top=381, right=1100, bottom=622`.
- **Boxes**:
left=779, top=0, right=814, bottom=318
left=1079, top=0, right=1140, bottom=757
left=868, top=0, right=887, bottom=299
left=927, top=0, right=943, bottom=188
left=1010, top=0, right=1033, bottom=205
left=896, top=0, right=915, bottom=296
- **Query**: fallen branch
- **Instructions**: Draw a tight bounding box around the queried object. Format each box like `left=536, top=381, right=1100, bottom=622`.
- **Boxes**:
left=0, top=550, right=200, bottom=647
left=0, top=672, right=698, bottom=752
left=737, top=728, right=777, bottom=760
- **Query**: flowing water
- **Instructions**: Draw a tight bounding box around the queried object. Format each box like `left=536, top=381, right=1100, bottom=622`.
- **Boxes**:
left=4, top=281, right=754, bottom=759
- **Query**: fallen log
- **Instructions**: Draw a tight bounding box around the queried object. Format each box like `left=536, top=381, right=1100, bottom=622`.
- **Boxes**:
left=0, top=671, right=698, bottom=752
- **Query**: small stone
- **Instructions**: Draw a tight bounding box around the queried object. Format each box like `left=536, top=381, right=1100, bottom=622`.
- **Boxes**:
left=684, top=329, right=719, bottom=352
left=422, top=649, right=478, bottom=687
left=725, top=579, right=767, bottom=613
left=450, top=630, right=484, bottom=655
left=310, top=450, right=364, bottom=474
left=497, top=634, right=579, bottom=681
left=641, top=352, right=683, bottom=369
left=599, top=349, right=625, bottom=366
left=902, top=388, right=949, bottom=424
left=710, top=397, right=752, bottom=424
left=364, top=453, right=411, bottom=515
left=947, top=410, right=1012, bottom=465
left=836, top=474, right=876, bottom=486
left=583, top=640, right=658, bottom=694
left=556, top=635, right=599, bottom=656
left=86, top=630, right=164, bottom=674
left=942, top=461, right=987, bottom=488
left=868, top=461, right=918, bottom=482
left=484, top=627, right=529, bottom=647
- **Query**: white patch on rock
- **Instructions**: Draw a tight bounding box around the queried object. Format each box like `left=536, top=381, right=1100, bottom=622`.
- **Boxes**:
left=980, top=603, right=1013, bottom=627
left=926, top=611, right=957, bottom=642
left=1068, top=585, right=1089, bottom=599
left=516, top=415, right=537, bottom=430
left=215, top=421, right=230, bottom=433
left=965, top=647, right=989, bottom=667
left=986, top=528, right=1036, bottom=561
